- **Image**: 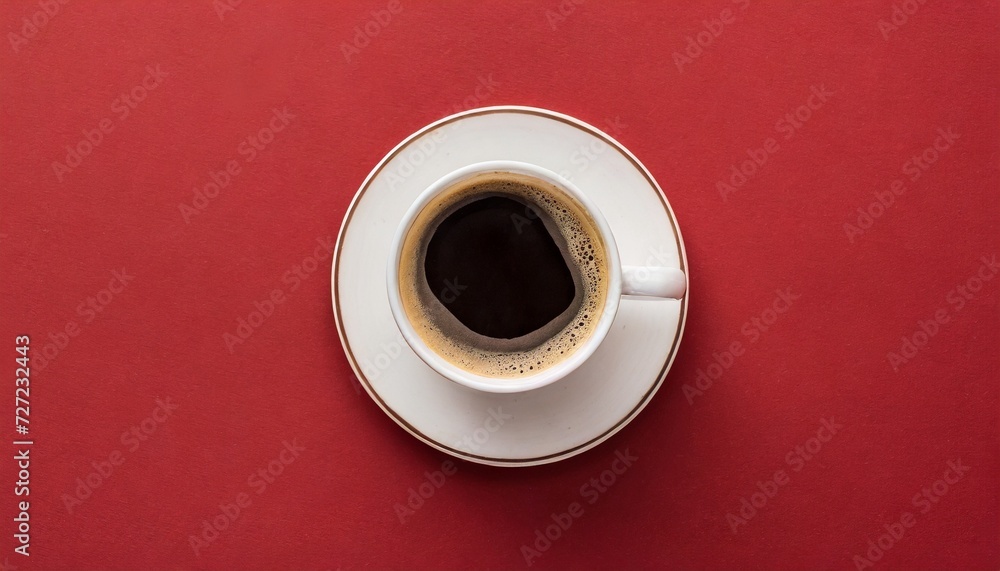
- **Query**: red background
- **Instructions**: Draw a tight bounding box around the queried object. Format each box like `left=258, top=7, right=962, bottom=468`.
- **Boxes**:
left=1, top=1, right=998, bottom=569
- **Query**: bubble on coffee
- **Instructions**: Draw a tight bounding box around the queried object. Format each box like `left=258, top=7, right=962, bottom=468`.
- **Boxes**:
left=398, top=172, right=609, bottom=378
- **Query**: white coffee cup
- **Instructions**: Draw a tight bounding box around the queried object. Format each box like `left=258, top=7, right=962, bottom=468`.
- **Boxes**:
left=386, top=161, right=686, bottom=393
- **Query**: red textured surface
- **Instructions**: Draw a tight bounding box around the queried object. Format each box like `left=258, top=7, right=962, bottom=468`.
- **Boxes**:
left=1, top=1, right=998, bottom=569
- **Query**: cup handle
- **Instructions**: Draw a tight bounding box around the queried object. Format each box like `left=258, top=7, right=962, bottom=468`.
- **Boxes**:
left=621, top=266, right=686, bottom=299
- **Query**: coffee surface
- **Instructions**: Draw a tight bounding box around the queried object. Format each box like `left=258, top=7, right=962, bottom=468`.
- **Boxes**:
left=423, top=195, right=576, bottom=339
left=398, top=172, right=608, bottom=378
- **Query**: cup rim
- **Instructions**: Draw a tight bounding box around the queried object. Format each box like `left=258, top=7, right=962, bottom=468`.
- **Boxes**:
left=386, top=160, right=623, bottom=393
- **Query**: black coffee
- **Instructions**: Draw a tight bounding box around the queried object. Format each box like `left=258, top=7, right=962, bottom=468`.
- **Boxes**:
left=423, top=195, right=576, bottom=339
left=397, top=172, right=608, bottom=378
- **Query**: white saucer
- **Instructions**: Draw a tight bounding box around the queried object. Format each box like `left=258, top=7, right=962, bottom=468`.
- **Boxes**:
left=332, top=106, right=688, bottom=467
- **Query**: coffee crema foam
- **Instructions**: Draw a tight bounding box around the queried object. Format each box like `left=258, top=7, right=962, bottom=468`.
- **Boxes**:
left=398, top=172, right=609, bottom=378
